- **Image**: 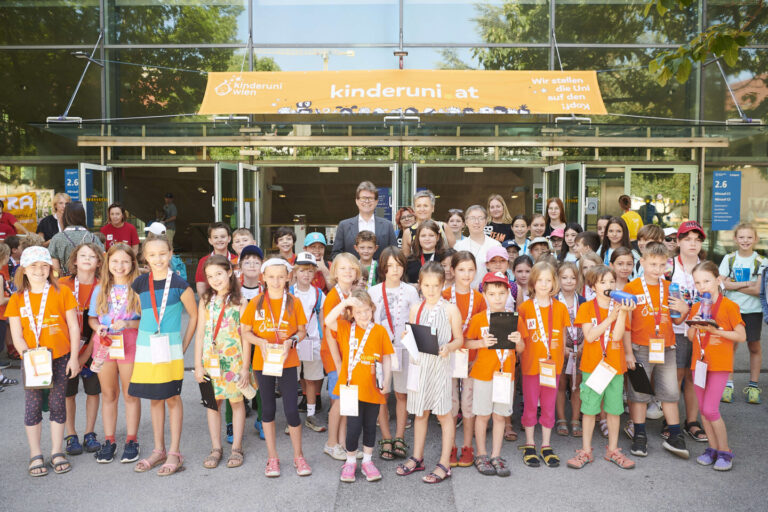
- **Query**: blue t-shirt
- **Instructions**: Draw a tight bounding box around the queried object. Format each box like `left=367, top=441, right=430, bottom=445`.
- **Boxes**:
left=88, top=283, right=141, bottom=327
left=132, top=272, right=189, bottom=333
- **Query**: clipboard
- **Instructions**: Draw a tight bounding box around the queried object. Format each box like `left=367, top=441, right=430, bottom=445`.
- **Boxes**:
left=489, top=312, right=518, bottom=350
left=685, top=319, right=720, bottom=329
left=626, top=363, right=653, bottom=395
left=198, top=376, right=218, bottom=410
left=406, top=323, right=440, bottom=355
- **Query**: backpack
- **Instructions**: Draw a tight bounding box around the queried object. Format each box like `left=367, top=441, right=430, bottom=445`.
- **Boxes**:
left=171, top=255, right=187, bottom=281
left=724, top=252, right=765, bottom=280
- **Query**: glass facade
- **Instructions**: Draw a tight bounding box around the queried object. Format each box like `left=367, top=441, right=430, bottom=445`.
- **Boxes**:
left=2, top=1, right=767, bottom=257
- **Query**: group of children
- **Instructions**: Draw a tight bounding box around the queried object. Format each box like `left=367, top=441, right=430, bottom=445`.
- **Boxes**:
left=4, top=210, right=764, bottom=482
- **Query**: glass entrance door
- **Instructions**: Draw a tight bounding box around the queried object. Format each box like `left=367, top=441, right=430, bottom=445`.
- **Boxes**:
left=543, top=163, right=586, bottom=225
left=627, top=166, right=698, bottom=228
left=214, top=162, right=238, bottom=227
left=78, top=163, right=113, bottom=228
left=240, top=163, right=262, bottom=245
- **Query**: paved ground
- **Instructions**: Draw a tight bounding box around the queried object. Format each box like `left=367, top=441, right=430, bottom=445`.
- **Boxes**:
left=1, top=324, right=767, bottom=511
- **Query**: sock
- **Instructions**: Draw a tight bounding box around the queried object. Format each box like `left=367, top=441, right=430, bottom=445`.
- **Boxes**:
left=106, top=435, right=116, bottom=444
left=634, top=423, right=646, bottom=436
left=346, top=454, right=357, bottom=465
left=749, top=381, right=759, bottom=388
left=126, top=435, right=137, bottom=443
left=668, top=423, right=681, bottom=437
left=307, top=404, right=316, bottom=417
left=726, top=380, right=734, bottom=388
left=362, top=452, right=372, bottom=463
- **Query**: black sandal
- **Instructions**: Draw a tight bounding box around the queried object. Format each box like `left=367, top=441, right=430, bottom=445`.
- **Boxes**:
left=422, top=463, right=451, bottom=484
left=540, top=446, right=560, bottom=468
left=50, top=452, right=71, bottom=474
left=396, top=456, right=424, bottom=476
left=28, top=455, right=48, bottom=477
left=519, top=445, right=540, bottom=467
left=0, top=376, right=18, bottom=386
left=684, top=421, right=709, bottom=442
left=392, top=437, right=409, bottom=459
left=378, top=439, right=395, bottom=460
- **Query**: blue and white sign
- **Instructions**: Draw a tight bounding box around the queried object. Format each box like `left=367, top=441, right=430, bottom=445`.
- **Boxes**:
left=64, top=169, right=79, bottom=201
left=711, top=171, right=741, bottom=231
left=376, top=187, right=392, bottom=222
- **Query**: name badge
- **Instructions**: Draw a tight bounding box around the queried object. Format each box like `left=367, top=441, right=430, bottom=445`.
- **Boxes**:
left=451, top=348, right=469, bottom=379
left=149, top=333, right=171, bottom=364
left=206, top=355, right=221, bottom=378
left=407, top=362, right=420, bottom=392
left=694, top=360, right=708, bottom=389
left=108, top=334, right=125, bottom=361
left=527, top=319, right=536, bottom=330
left=492, top=371, right=513, bottom=405
left=585, top=360, right=618, bottom=395
left=297, top=338, right=314, bottom=361
left=539, top=359, right=557, bottom=388
left=390, top=347, right=402, bottom=372
left=262, top=344, right=284, bottom=377
left=648, top=338, right=665, bottom=364
left=340, top=384, right=359, bottom=417
left=23, top=347, right=53, bottom=389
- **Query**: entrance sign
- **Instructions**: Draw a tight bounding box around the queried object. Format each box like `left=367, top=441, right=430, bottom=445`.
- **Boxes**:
left=200, top=70, right=606, bottom=116
left=711, top=171, right=741, bottom=231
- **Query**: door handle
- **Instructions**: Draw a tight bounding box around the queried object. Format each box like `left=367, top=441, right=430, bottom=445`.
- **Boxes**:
left=211, top=196, right=215, bottom=208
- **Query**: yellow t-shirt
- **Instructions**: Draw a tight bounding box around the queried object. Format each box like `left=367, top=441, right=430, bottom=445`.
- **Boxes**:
left=622, top=211, right=644, bottom=241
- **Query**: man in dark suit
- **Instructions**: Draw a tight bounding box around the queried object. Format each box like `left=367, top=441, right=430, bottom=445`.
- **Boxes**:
left=330, top=181, right=397, bottom=260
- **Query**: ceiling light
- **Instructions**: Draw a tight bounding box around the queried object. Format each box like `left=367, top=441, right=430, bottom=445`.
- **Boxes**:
left=319, top=166, right=339, bottom=173
left=168, top=149, right=177, bottom=155
left=511, top=195, right=519, bottom=199
left=278, top=194, right=286, bottom=198
left=178, top=166, right=197, bottom=173
left=464, top=167, right=483, bottom=173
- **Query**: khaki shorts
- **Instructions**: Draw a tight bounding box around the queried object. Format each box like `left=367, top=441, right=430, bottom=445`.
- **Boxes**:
left=301, top=359, right=324, bottom=381
left=626, top=343, right=679, bottom=403
left=471, top=377, right=514, bottom=417
left=452, top=375, right=474, bottom=418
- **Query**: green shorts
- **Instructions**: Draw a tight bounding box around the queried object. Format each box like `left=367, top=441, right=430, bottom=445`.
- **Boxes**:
left=579, top=372, right=624, bottom=417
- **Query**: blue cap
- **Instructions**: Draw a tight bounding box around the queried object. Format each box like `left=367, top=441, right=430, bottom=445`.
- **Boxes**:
left=304, top=232, right=327, bottom=247
left=502, top=239, right=521, bottom=249
left=240, top=245, right=263, bottom=261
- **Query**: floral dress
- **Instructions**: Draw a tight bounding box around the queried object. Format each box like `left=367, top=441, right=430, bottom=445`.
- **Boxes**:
left=203, top=298, right=245, bottom=402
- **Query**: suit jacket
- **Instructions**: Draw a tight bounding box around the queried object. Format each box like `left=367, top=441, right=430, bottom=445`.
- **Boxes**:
left=331, top=215, right=397, bottom=260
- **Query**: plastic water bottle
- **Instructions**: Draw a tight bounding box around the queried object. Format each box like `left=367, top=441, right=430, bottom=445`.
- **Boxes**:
left=669, top=283, right=682, bottom=319
left=233, top=373, right=257, bottom=400
left=699, top=292, right=712, bottom=320
left=89, top=334, right=112, bottom=373
left=603, top=290, right=638, bottom=305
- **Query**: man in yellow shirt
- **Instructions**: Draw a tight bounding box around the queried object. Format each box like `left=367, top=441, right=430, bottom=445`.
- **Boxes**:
left=619, top=194, right=643, bottom=242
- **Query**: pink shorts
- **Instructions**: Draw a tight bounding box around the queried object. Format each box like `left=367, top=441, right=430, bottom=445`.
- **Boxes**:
left=104, top=329, right=138, bottom=365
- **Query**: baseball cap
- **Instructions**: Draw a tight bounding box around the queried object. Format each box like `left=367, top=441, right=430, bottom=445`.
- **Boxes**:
left=295, top=252, right=317, bottom=267
left=145, top=222, right=167, bottom=235
left=530, top=236, right=550, bottom=248
left=663, top=227, right=677, bottom=238
left=485, top=246, right=509, bottom=263
left=502, top=239, right=521, bottom=250
left=481, top=271, right=511, bottom=289
left=261, top=258, right=293, bottom=273
left=677, top=221, right=706, bottom=240
left=549, top=228, right=565, bottom=239
left=20, top=246, right=52, bottom=267
left=304, top=232, right=327, bottom=247
left=240, top=244, right=264, bottom=261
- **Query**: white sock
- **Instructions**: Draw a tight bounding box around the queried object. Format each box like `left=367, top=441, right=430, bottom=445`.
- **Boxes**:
left=307, top=404, right=316, bottom=416
left=346, top=454, right=357, bottom=465
left=362, top=452, right=372, bottom=463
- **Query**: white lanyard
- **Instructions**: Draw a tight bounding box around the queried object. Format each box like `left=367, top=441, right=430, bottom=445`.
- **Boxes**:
left=74, top=277, right=79, bottom=309
left=450, top=285, right=474, bottom=333
left=266, top=291, right=287, bottom=333
left=335, top=284, right=350, bottom=302
left=383, top=284, right=404, bottom=340
left=558, top=292, right=579, bottom=343
left=109, top=285, right=128, bottom=320
left=597, top=299, right=615, bottom=357
left=640, top=276, right=664, bottom=332
left=487, top=310, right=509, bottom=367
left=533, top=297, right=552, bottom=359
left=347, top=322, right=374, bottom=385
left=23, top=283, right=51, bottom=348
left=151, top=271, right=174, bottom=333
left=367, top=261, right=377, bottom=288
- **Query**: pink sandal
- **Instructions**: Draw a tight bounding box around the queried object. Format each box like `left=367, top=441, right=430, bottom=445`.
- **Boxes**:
left=294, top=456, right=312, bottom=476
left=605, top=448, right=635, bottom=469
left=134, top=449, right=166, bottom=473
left=158, top=451, right=185, bottom=476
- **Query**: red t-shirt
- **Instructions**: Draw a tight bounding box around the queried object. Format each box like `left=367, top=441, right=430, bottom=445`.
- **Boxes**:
left=195, top=252, right=238, bottom=283
left=0, top=212, right=18, bottom=239
left=100, top=223, right=139, bottom=249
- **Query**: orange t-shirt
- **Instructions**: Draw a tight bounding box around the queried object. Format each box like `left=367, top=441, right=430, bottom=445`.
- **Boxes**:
left=5, top=284, right=79, bottom=359
left=576, top=300, right=627, bottom=375
left=689, top=296, right=744, bottom=372
left=321, top=286, right=349, bottom=373
left=517, top=298, right=571, bottom=375
left=332, top=319, right=394, bottom=404
left=0, top=265, right=10, bottom=319
left=466, top=311, right=516, bottom=381
left=241, top=293, right=307, bottom=371
left=624, top=278, right=675, bottom=347
left=442, top=287, right=486, bottom=361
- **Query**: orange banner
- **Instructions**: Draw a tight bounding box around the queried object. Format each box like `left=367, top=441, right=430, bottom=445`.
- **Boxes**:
left=0, top=192, right=37, bottom=232
left=199, top=70, right=606, bottom=116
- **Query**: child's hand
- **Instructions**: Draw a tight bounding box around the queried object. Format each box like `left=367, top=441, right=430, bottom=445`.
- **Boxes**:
left=608, top=305, right=621, bottom=322
left=344, top=297, right=364, bottom=309
left=438, top=345, right=450, bottom=358
left=194, top=366, right=205, bottom=383
left=669, top=296, right=688, bottom=314
left=237, top=367, right=250, bottom=389
left=111, top=320, right=127, bottom=332
left=97, top=325, right=109, bottom=337
left=620, top=299, right=636, bottom=312
left=625, top=351, right=636, bottom=371
left=508, top=332, right=521, bottom=345
left=483, top=331, right=498, bottom=348
left=66, top=357, right=80, bottom=378
left=515, top=338, right=525, bottom=353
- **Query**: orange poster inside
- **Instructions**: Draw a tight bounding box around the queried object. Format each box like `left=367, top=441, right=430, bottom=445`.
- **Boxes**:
left=199, top=69, right=606, bottom=116
left=0, top=192, right=37, bottom=232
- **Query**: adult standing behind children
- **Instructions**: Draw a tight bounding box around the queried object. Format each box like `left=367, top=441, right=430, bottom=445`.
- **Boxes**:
left=401, top=190, right=456, bottom=257
left=331, top=181, right=397, bottom=261
left=0, top=198, right=30, bottom=240
left=195, top=222, right=237, bottom=297
left=454, top=205, right=501, bottom=290
left=100, top=203, right=139, bottom=253
left=619, top=195, right=644, bottom=244
left=49, top=202, right=104, bottom=275
left=161, top=193, right=177, bottom=247
left=36, top=192, right=71, bottom=246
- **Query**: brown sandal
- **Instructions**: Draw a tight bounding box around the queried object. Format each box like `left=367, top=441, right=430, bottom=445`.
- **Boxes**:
left=227, top=448, right=244, bottom=468
left=203, top=448, right=223, bottom=469
left=504, top=423, right=518, bottom=442
left=134, top=449, right=167, bottom=473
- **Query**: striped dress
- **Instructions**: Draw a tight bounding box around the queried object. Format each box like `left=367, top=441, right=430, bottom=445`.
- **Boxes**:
left=407, top=299, right=453, bottom=416
left=128, top=272, right=190, bottom=400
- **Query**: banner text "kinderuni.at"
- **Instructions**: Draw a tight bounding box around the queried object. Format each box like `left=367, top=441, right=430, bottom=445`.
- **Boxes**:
left=198, top=70, right=607, bottom=116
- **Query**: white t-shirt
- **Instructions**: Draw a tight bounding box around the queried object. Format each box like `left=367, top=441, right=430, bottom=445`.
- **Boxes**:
left=669, top=256, right=699, bottom=335
left=241, top=284, right=262, bottom=302
left=292, top=285, right=325, bottom=339
left=368, top=281, right=420, bottom=346
left=358, top=214, right=376, bottom=235
left=453, top=235, right=502, bottom=290
left=719, top=252, right=766, bottom=314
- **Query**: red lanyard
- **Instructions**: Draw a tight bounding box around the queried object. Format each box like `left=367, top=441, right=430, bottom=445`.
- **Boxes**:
left=382, top=286, right=395, bottom=334
left=149, top=276, right=161, bottom=326
left=211, top=297, right=229, bottom=343
left=700, top=295, right=723, bottom=352
left=417, top=300, right=426, bottom=321
left=420, top=253, right=435, bottom=266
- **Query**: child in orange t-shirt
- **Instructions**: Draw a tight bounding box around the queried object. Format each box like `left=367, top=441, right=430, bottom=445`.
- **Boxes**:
left=7, top=246, right=80, bottom=476
left=442, top=250, right=487, bottom=468
left=60, top=242, right=102, bottom=456
left=322, top=252, right=361, bottom=461
left=241, top=258, right=310, bottom=478
left=567, top=266, right=635, bottom=470
left=517, top=261, right=571, bottom=468
left=688, top=261, right=746, bottom=471
left=325, top=289, right=393, bottom=483
left=465, top=272, right=523, bottom=477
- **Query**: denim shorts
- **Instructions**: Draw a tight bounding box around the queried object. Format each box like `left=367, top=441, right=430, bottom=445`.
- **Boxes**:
left=627, top=343, right=679, bottom=403
left=327, top=370, right=340, bottom=400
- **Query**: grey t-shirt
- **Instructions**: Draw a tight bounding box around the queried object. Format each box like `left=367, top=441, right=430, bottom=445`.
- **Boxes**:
left=48, top=226, right=105, bottom=272
left=163, top=203, right=177, bottom=230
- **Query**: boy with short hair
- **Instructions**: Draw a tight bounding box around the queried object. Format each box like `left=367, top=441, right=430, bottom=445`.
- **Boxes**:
left=239, top=245, right=263, bottom=302
left=304, top=232, right=331, bottom=292
left=623, top=242, right=690, bottom=459
left=195, top=222, right=236, bottom=296
left=232, top=228, right=255, bottom=258
left=274, top=226, right=297, bottom=264
left=573, top=231, right=600, bottom=257
left=528, top=237, right=551, bottom=262
left=502, top=239, right=520, bottom=263
left=354, top=230, right=379, bottom=288
left=290, top=252, right=327, bottom=432
left=635, top=224, right=665, bottom=277
left=465, top=272, right=524, bottom=476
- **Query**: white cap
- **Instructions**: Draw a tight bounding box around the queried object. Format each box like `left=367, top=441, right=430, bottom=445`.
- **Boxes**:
left=145, top=222, right=167, bottom=235
left=294, top=252, right=317, bottom=266
left=663, top=227, right=677, bottom=237
left=20, top=246, right=53, bottom=267
left=260, top=257, right=293, bottom=273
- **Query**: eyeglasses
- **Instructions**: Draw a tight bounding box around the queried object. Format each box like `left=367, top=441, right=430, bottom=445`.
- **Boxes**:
left=401, top=214, right=415, bottom=220
left=466, top=216, right=486, bottom=223
left=664, top=237, right=676, bottom=242
left=241, top=260, right=260, bottom=267
left=357, top=196, right=377, bottom=204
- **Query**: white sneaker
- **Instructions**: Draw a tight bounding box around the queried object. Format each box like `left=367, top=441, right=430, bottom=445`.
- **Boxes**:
left=324, top=444, right=347, bottom=461
left=646, top=399, right=664, bottom=420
